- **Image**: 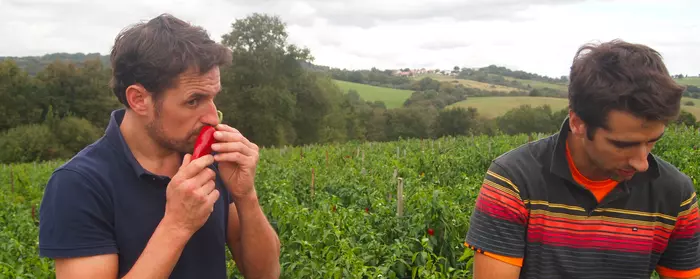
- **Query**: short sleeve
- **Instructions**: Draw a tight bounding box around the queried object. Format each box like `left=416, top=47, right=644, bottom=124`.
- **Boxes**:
left=465, top=161, right=528, bottom=267
left=39, top=168, right=118, bottom=258
left=656, top=178, right=700, bottom=278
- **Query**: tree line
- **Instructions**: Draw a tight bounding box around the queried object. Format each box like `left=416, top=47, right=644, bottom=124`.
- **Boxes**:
left=0, top=13, right=697, bottom=164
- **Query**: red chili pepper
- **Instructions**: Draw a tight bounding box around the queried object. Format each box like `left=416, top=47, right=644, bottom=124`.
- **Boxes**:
left=427, top=228, right=434, bottom=236
left=192, top=125, right=216, bottom=160
left=192, top=110, right=223, bottom=160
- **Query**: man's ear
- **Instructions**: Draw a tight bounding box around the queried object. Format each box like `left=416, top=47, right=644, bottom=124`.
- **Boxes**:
left=125, top=84, right=152, bottom=116
left=568, top=110, right=587, bottom=138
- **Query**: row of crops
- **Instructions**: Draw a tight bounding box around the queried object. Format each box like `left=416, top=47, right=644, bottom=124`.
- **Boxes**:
left=1, top=126, right=699, bottom=278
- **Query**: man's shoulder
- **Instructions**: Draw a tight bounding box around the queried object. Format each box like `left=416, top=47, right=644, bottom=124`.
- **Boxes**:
left=648, top=154, right=695, bottom=200
left=491, top=133, right=558, bottom=173
left=48, top=137, right=119, bottom=189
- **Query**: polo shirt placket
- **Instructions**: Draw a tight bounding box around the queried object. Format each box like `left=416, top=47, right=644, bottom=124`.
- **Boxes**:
left=39, top=108, right=233, bottom=278
left=465, top=118, right=700, bottom=279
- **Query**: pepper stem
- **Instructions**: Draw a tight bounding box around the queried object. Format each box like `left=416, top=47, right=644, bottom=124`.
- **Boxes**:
left=217, top=110, right=223, bottom=123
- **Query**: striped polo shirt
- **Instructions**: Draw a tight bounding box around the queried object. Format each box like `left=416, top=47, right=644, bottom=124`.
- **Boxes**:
left=465, top=118, right=700, bottom=279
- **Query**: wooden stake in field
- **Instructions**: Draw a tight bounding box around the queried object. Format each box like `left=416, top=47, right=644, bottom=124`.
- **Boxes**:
left=325, top=149, right=329, bottom=165
left=397, top=177, right=404, bottom=217
left=310, top=167, right=315, bottom=199
left=10, top=165, right=14, bottom=193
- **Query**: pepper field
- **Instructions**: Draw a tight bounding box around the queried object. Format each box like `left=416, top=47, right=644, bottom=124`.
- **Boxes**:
left=1, top=127, right=699, bottom=278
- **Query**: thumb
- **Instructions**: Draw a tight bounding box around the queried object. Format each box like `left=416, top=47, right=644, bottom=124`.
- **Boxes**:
left=180, top=154, right=192, bottom=169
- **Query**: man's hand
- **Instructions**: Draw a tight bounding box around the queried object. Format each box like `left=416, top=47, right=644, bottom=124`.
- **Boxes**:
left=163, top=154, right=219, bottom=236
left=210, top=124, right=259, bottom=199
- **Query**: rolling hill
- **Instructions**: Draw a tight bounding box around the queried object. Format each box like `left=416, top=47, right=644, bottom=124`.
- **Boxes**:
left=448, top=96, right=700, bottom=119
left=676, top=77, right=700, bottom=87
left=333, top=79, right=413, bottom=108
left=413, top=73, right=525, bottom=93
left=448, top=96, right=569, bottom=118
left=501, top=76, right=568, bottom=91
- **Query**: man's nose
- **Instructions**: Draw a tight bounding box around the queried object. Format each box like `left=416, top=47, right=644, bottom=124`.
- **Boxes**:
left=202, top=102, right=220, bottom=126
left=629, top=145, right=650, bottom=172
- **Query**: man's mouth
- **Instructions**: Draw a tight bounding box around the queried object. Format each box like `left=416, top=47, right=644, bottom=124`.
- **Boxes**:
left=616, top=169, right=636, bottom=177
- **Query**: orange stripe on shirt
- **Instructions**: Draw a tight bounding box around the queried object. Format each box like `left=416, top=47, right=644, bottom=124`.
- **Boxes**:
left=656, top=265, right=700, bottom=278
left=464, top=242, right=524, bottom=267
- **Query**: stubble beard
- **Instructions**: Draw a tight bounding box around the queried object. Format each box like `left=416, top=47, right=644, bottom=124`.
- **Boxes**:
left=582, top=143, right=618, bottom=181
left=146, top=106, right=196, bottom=154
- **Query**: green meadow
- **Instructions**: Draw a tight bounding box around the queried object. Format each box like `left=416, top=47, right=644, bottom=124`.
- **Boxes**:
left=333, top=79, right=414, bottom=108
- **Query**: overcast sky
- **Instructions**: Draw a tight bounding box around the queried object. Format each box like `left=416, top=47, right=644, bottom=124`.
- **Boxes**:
left=0, top=0, right=697, bottom=78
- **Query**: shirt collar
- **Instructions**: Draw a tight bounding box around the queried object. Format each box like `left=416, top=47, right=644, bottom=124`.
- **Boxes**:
left=549, top=117, right=660, bottom=185
left=104, top=108, right=172, bottom=182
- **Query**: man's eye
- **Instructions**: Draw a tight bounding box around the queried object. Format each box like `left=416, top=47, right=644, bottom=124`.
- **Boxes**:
left=187, top=99, right=198, bottom=106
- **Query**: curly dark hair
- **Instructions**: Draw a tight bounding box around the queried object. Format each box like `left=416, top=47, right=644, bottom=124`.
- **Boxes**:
left=568, top=39, right=686, bottom=139
left=109, top=13, right=232, bottom=107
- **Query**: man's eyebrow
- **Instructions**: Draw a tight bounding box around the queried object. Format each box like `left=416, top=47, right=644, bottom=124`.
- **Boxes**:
left=186, top=92, right=209, bottom=99
left=608, top=131, right=665, bottom=145
left=650, top=131, right=665, bottom=142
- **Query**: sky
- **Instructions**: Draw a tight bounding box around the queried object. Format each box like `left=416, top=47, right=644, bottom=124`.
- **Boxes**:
left=0, top=0, right=697, bottom=78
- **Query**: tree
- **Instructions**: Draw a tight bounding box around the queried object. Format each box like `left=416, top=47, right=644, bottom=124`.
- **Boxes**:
left=218, top=13, right=343, bottom=147
left=433, top=107, right=479, bottom=137
left=496, top=104, right=561, bottom=135
left=675, top=110, right=697, bottom=128
left=0, top=60, right=44, bottom=131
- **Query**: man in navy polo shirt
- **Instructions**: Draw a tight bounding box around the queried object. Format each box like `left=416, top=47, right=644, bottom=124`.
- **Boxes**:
left=38, top=14, right=281, bottom=278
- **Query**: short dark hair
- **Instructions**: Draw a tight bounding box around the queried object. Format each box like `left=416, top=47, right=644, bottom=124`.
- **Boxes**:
left=109, top=13, right=232, bottom=108
left=568, top=39, right=686, bottom=139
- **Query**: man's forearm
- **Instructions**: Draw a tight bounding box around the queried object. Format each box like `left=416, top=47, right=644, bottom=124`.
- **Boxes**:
left=121, top=216, right=191, bottom=279
left=234, top=193, right=281, bottom=278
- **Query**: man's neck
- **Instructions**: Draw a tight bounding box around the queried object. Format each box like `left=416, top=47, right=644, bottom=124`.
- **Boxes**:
left=566, top=133, right=609, bottom=181
left=120, top=110, right=182, bottom=178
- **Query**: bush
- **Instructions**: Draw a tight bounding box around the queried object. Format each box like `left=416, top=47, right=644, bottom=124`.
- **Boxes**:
left=0, top=116, right=101, bottom=164
left=0, top=124, right=69, bottom=163
left=51, top=116, right=102, bottom=154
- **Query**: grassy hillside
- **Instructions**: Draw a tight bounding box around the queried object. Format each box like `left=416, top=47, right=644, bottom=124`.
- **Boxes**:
left=448, top=96, right=569, bottom=118
left=676, top=77, right=700, bottom=87
left=414, top=74, right=524, bottom=93
left=501, top=76, right=568, bottom=91
left=333, top=79, right=413, bottom=108
left=449, top=96, right=700, bottom=119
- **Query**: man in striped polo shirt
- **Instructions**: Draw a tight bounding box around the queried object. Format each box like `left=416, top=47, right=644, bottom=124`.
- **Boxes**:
left=465, top=40, right=700, bottom=279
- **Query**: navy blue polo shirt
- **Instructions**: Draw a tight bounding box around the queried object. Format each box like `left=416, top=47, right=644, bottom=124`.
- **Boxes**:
left=39, top=108, right=233, bottom=278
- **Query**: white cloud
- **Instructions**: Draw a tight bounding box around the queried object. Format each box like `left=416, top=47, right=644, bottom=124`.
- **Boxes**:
left=0, top=0, right=697, bottom=78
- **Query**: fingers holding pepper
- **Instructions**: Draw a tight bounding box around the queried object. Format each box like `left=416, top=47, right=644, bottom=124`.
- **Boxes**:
left=210, top=141, right=254, bottom=157
left=210, top=127, right=259, bottom=165
left=214, top=124, right=259, bottom=151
